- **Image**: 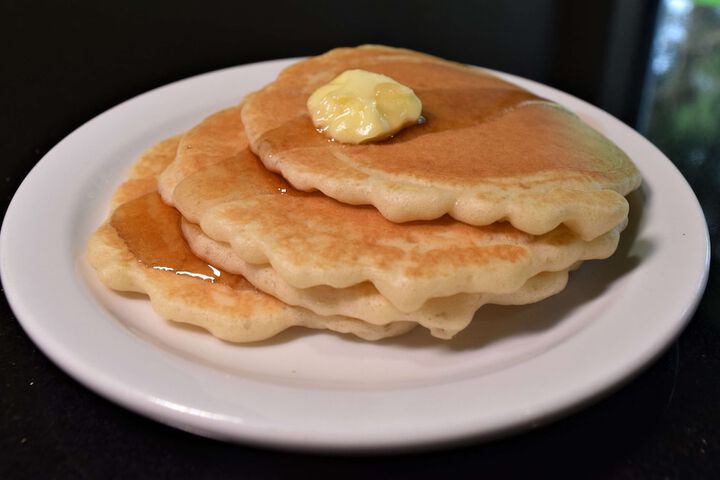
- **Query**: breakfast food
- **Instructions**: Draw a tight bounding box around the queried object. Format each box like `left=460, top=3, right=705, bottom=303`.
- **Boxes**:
left=158, top=106, right=247, bottom=206
left=167, top=109, right=618, bottom=309
left=242, top=45, right=640, bottom=240
left=87, top=137, right=416, bottom=341
left=306, top=69, right=423, bottom=143
left=182, top=222, right=572, bottom=339
left=88, top=45, right=641, bottom=343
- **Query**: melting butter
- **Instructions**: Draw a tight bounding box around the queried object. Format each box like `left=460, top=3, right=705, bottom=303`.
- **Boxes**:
left=307, top=69, right=422, bottom=144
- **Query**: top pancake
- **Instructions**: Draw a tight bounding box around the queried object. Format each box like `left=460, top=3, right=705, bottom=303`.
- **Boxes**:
left=242, top=45, right=641, bottom=240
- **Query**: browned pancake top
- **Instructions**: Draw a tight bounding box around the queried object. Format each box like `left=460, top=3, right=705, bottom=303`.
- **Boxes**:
left=245, top=47, right=634, bottom=185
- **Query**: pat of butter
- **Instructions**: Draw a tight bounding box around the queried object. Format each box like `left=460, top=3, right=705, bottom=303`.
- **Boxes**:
left=307, top=69, right=423, bottom=144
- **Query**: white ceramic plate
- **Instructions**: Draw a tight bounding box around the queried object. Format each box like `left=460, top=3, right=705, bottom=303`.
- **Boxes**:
left=1, top=59, right=709, bottom=452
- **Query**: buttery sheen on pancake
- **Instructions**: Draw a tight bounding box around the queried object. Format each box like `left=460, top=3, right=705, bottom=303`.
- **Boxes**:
left=241, top=45, right=641, bottom=240
left=87, top=137, right=416, bottom=342
left=165, top=107, right=621, bottom=313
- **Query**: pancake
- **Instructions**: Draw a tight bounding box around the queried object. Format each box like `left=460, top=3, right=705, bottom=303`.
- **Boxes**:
left=176, top=160, right=620, bottom=312
left=182, top=220, right=571, bottom=339
left=167, top=116, right=621, bottom=312
left=87, top=136, right=416, bottom=342
left=160, top=108, right=579, bottom=338
left=158, top=105, right=246, bottom=206
left=241, top=45, right=641, bottom=240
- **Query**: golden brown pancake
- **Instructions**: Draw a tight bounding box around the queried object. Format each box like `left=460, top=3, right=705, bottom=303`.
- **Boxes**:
left=87, top=136, right=416, bottom=342
left=158, top=105, right=247, bottom=205
left=165, top=112, right=621, bottom=313
left=182, top=220, right=572, bottom=339
left=156, top=107, right=579, bottom=339
left=175, top=158, right=620, bottom=312
left=241, top=45, right=641, bottom=240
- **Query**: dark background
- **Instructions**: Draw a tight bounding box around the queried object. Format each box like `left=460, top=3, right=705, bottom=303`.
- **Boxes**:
left=2, top=1, right=718, bottom=478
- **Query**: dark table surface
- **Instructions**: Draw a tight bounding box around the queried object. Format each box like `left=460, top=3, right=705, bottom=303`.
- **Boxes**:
left=2, top=2, right=718, bottom=479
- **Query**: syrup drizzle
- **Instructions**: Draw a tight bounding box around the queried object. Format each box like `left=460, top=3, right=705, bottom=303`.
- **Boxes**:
left=110, top=192, right=246, bottom=289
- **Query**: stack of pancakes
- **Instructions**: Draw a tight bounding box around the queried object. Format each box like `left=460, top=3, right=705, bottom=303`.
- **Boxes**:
left=88, top=46, right=641, bottom=342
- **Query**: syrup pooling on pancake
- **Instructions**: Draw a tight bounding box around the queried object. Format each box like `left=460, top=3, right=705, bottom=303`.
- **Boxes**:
left=242, top=45, right=641, bottom=240
left=88, top=136, right=417, bottom=342
left=259, top=79, right=542, bottom=152
left=110, top=192, right=246, bottom=289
